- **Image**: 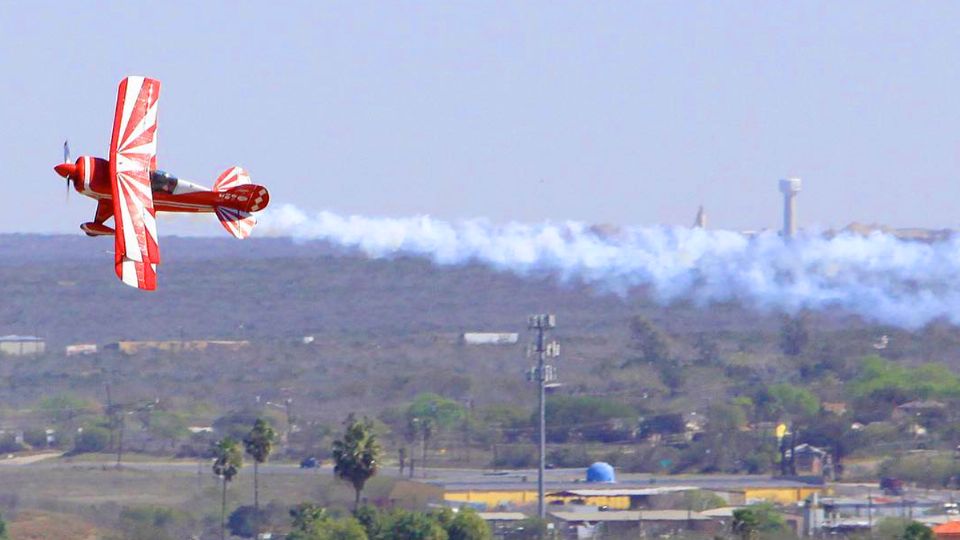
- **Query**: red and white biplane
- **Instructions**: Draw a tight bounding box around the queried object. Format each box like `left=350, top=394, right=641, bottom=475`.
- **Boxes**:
left=54, top=76, right=269, bottom=291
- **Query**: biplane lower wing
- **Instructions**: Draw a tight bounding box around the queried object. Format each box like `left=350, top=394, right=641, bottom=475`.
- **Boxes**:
left=109, top=76, right=161, bottom=290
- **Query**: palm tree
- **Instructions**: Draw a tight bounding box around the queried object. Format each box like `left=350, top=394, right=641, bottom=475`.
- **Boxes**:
left=243, top=418, right=276, bottom=512
left=212, top=437, right=243, bottom=540
left=332, top=416, right=381, bottom=510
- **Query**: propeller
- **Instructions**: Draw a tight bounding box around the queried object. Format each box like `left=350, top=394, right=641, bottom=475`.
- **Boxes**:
left=63, top=140, right=71, bottom=201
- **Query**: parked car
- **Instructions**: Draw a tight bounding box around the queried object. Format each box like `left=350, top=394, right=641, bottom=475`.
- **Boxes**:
left=300, top=456, right=318, bottom=469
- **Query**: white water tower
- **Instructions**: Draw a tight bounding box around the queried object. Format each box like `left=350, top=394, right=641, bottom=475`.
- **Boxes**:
left=779, top=177, right=802, bottom=238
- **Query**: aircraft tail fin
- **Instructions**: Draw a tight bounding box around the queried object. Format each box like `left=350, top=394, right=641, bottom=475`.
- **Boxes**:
left=212, top=166, right=269, bottom=239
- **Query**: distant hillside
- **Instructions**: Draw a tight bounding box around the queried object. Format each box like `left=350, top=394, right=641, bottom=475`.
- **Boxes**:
left=0, top=234, right=785, bottom=346
left=2, top=233, right=960, bottom=428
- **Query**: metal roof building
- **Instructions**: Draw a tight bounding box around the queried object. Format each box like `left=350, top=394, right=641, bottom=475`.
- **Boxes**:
left=0, top=335, right=45, bottom=356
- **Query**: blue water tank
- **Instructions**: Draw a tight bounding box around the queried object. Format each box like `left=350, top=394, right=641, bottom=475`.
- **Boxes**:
left=586, top=462, right=615, bottom=483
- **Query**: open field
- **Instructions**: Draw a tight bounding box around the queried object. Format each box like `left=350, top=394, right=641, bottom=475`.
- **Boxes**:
left=0, top=458, right=397, bottom=538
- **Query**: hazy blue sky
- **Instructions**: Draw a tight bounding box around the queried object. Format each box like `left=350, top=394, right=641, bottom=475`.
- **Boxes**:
left=2, top=2, right=959, bottom=234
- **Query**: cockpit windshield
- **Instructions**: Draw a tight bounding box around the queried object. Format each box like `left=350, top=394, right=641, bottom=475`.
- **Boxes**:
left=150, top=170, right=179, bottom=194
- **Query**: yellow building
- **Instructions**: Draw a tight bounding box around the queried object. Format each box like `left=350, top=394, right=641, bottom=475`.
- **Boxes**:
left=423, top=479, right=829, bottom=511
left=437, top=483, right=697, bottom=510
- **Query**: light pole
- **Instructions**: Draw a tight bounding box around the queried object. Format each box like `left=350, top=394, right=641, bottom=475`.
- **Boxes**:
left=528, top=314, right=559, bottom=520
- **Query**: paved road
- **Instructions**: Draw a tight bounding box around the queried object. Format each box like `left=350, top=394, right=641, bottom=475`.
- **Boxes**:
left=0, top=457, right=847, bottom=490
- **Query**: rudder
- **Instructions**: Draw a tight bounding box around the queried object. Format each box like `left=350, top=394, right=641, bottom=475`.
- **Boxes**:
left=213, top=166, right=268, bottom=239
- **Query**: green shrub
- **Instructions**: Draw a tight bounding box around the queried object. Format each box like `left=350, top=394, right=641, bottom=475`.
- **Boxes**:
left=22, top=429, right=49, bottom=449
left=73, top=426, right=110, bottom=453
left=0, top=434, right=24, bottom=454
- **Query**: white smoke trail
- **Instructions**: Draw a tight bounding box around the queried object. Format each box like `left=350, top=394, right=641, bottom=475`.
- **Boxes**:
left=259, top=204, right=960, bottom=328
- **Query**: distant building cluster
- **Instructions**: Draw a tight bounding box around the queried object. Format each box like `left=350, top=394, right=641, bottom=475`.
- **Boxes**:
left=103, top=340, right=250, bottom=355
left=0, top=336, right=251, bottom=357
left=690, top=177, right=953, bottom=242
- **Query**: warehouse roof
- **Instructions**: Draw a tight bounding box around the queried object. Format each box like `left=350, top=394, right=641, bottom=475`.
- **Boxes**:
left=0, top=335, right=43, bottom=342
left=547, top=486, right=697, bottom=497
left=477, top=512, right=527, bottom=521
left=550, top=510, right=714, bottom=522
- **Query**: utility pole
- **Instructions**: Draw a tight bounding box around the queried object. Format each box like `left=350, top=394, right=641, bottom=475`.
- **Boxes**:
left=527, top=314, right=559, bottom=520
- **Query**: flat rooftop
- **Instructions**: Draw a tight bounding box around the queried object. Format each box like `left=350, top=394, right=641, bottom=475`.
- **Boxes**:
left=550, top=510, right=714, bottom=522
left=424, top=469, right=824, bottom=492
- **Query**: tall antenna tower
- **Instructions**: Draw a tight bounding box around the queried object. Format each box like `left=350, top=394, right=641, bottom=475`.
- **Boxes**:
left=527, top=314, right=559, bottom=519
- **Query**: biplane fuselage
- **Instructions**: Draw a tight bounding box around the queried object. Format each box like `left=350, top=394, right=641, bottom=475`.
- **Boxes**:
left=55, top=156, right=267, bottom=215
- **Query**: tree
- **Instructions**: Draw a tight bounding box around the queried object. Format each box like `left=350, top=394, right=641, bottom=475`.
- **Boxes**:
left=287, top=504, right=367, bottom=540
left=542, top=395, right=634, bottom=443
left=228, top=506, right=270, bottom=539
left=903, top=522, right=934, bottom=540
left=707, top=403, right=747, bottom=432
left=732, top=508, right=759, bottom=540
left=756, top=383, right=820, bottom=421
left=73, top=425, right=110, bottom=454
left=658, top=362, right=687, bottom=396
left=406, top=394, right=465, bottom=472
left=780, top=315, right=809, bottom=357
left=147, top=410, right=189, bottom=451
left=0, top=512, right=7, bottom=540
left=332, top=416, right=381, bottom=510
left=354, top=506, right=386, bottom=539
left=381, top=509, right=447, bottom=540
left=408, top=415, right=435, bottom=473
left=876, top=518, right=934, bottom=540
left=312, top=518, right=368, bottom=540
left=639, top=413, right=686, bottom=439
left=732, top=504, right=786, bottom=540
left=446, top=508, right=492, bottom=540
left=627, top=315, right=670, bottom=365
left=213, top=437, right=243, bottom=540
left=243, top=418, right=277, bottom=512
left=512, top=517, right=548, bottom=539
left=290, top=503, right=328, bottom=533
left=693, top=332, right=721, bottom=366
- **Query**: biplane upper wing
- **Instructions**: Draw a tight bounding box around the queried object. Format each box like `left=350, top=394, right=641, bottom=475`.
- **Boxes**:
left=109, top=76, right=161, bottom=290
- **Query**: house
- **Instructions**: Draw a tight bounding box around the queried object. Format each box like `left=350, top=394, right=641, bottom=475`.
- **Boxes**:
left=461, top=333, right=519, bottom=345
left=933, top=521, right=960, bottom=539
left=892, top=400, right=946, bottom=422
left=65, top=344, right=97, bottom=356
left=784, top=444, right=833, bottom=477
left=822, top=402, right=848, bottom=415
left=0, top=335, right=45, bottom=356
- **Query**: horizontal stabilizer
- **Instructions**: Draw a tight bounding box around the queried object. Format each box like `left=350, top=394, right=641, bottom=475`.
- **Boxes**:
left=215, top=206, right=256, bottom=239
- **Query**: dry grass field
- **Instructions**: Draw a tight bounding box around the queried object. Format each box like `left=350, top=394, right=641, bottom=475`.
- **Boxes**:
left=0, top=460, right=397, bottom=538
